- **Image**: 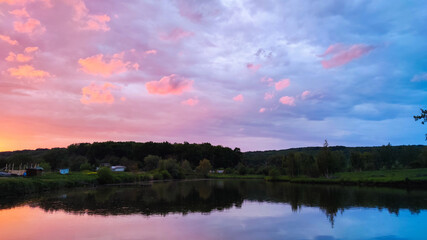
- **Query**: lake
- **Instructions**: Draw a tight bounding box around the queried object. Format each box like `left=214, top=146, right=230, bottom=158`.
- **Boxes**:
left=0, top=180, right=426, bottom=240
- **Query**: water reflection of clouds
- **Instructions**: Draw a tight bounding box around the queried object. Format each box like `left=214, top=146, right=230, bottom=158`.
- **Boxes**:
left=1, top=204, right=427, bottom=240
left=211, top=201, right=293, bottom=218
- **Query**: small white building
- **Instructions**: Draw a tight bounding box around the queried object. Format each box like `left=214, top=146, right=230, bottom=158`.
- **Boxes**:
left=111, top=166, right=126, bottom=172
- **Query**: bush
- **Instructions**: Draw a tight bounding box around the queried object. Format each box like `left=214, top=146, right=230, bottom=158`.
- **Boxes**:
left=268, top=168, right=281, bottom=180
left=69, top=156, right=89, bottom=171
left=256, top=166, right=270, bottom=176
left=80, top=162, right=92, bottom=171
left=236, top=163, right=247, bottom=175
left=138, top=173, right=152, bottom=181
left=196, top=159, right=212, bottom=177
left=158, top=158, right=183, bottom=179
left=144, top=155, right=161, bottom=171
left=181, top=160, right=193, bottom=174
left=97, top=167, right=114, bottom=184
left=160, top=170, right=172, bottom=179
left=39, top=162, right=51, bottom=172
left=246, top=167, right=256, bottom=175
left=153, top=171, right=163, bottom=180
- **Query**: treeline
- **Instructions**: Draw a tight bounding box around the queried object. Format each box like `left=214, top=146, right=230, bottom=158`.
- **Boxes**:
left=1, top=141, right=426, bottom=178
left=242, top=142, right=427, bottom=177
left=0, top=141, right=241, bottom=172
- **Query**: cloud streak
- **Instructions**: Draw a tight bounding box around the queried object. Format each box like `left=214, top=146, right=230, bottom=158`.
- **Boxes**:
left=320, top=44, right=374, bottom=69
left=233, top=94, right=244, bottom=102
left=7, top=65, right=51, bottom=80
left=0, top=34, right=19, bottom=45
left=275, top=79, right=290, bottom=91
left=78, top=53, right=135, bottom=77
left=279, top=96, right=295, bottom=106
left=80, top=83, right=117, bottom=104
left=146, top=74, right=193, bottom=95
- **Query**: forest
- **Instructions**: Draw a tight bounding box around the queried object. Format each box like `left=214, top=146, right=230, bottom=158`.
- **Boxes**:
left=0, top=141, right=426, bottom=179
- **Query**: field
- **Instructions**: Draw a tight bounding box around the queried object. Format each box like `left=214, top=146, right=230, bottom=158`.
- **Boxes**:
left=0, top=171, right=152, bottom=196
left=211, top=168, right=427, bottom=187
left=2, top=168, right=427, bottom=197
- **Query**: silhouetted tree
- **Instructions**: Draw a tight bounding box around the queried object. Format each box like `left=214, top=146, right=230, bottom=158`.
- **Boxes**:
left=350, top=151, right=363, bottom=171
left=196, top=159, right=212, bottom=177
left=284, top=152, right=299, bottom=177
left=414, top=108, right=427, bottom=140
left=316, top=140, right=334, bottom=177
left=144, top=155, right=161, bottom=171
left=181, top=160, right=193, bottom=174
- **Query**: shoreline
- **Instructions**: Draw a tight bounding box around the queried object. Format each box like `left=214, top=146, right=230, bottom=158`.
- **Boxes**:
left=208, top=172, right=427, bottom=189
left=2, top=170, right=427, bottom=197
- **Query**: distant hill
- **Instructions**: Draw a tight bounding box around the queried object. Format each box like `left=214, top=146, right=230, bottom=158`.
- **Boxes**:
left=243, top=145, right=427, bottom=167
left=1, top=142, right=426, bottom=171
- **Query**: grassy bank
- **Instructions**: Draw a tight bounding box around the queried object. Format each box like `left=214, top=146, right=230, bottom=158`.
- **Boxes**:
left=208, top=173, right=265, bottom=179
left=0, top=171, right=154, bottom=196
left=0, top=172, right=97, bottom=196
left=212, top=168, right=427, bottom=188
left=273, top=169, right=427, bottom=187
left=3, top=168, right=427, bottom=196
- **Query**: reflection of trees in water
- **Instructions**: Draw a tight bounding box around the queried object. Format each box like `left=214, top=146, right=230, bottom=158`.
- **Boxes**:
left=35, top=181, right=244, bottom=216
left=251, top=182, right=427, bottom=226
left=2, top=180, right=427, bottom=227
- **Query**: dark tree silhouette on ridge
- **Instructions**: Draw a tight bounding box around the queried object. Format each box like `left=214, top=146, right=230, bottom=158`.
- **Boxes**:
left=414, top=108, right=427, bottom=140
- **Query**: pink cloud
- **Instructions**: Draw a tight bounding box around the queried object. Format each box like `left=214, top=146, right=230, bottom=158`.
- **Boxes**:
left=25, top=46, right=38, bottom=53
left=80, top=82, right=117, bottom=105
left=181, top=98, right=199, bottom=106
left=159, top=28, right=193, bottom=41
left=146, top=74, right=193, bottom=95
left=275, top=78, right=290, bottom=91
left=7, top=65, right=51, bottom=80
left=0, top=0, right=30, bottom=5
left=145, top=49, right=157, bottom=55
left=320, top=44, right=374, bottom=69
left=14, top=18, right=45, bottom=34
left=264, top=92, right=274, bottom=100
left=259, top=108, right=266, bottom=113
left=261, top=76, right=273, bottom=83
left=9, top=8, right=30, bottom=17
left=72, top=0, right=88, bottom=20
left=301, top=90, right=310, bottom=100
left=0, top=34, right=19, bottom=45
left=84, top=14, right=110, bottom=31
left=6, top=52, right=33, bottom=62
left=71, top=0, right=110, bottom=31
left=247, top=63, right=261, bottom=72
left=78, top=53, right=134, bottom=77
left=0, top=0, right=50, bottom=6
left=233, top=94, right=244, bottom=102
left=279, top=96, right=295, bottom=106
left=318, top=44, right=345, bottom=57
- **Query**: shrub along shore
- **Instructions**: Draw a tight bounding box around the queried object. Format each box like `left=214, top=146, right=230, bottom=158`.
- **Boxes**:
left=2, top=168, right=427, bottom=197
left=0, top=169, right=190, bottom=196
left=209, top=168, right=427, bottom=188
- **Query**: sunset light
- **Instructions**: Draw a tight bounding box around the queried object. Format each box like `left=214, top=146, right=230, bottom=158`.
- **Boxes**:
left=0, top=0, right=426, bottom=152
left=1, top=2, right=427, bottom=240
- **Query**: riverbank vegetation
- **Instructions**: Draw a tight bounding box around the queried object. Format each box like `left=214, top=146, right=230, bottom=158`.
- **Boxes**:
left=1, top=141, right=427, bottom=194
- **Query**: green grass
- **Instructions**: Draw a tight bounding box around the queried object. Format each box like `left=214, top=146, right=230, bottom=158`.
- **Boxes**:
left=0, top=171, right=155, bottom=196
left=212, top=169, right=427, bottom=187
left=334, top=168, right=427, bottom=181
left=279, top=169, right=427, bottom=186
left=208, top=173, right=265, bottom=179
left=0, top=172, right=98, bottom=196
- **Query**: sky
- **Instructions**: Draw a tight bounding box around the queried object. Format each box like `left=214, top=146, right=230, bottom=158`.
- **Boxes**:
left=0, top=0, right=426, bottom=152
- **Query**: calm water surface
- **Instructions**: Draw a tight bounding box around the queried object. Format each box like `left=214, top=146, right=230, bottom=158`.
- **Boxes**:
left=0, top=180, right=426, bottom=240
